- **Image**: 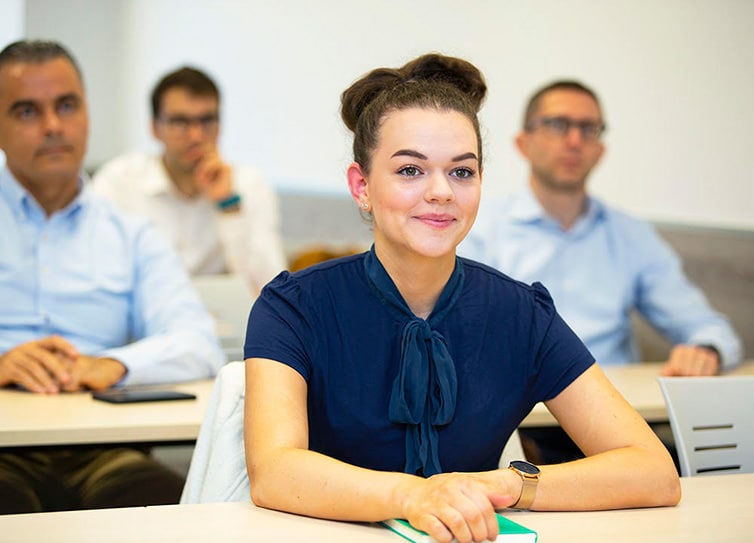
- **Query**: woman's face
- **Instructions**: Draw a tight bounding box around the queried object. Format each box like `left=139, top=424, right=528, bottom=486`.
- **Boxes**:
left=351, top=107, right=481, bottom=264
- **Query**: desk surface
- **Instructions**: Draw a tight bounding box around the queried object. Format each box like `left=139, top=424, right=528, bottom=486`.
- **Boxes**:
left=2, top=362, right=753, bottom=447
left=0, top=473, right=750, bottom=542
left=522, top=360, right=754, bottom=427
left=0, top=380, right=214, bottom=447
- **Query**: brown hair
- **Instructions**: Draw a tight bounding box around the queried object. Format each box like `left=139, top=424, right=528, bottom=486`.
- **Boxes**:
left=340, top=53, right=487, bottom=174
left=151, top=66, right=220, bottom=119
left=522, top=80, right=602, bottom=129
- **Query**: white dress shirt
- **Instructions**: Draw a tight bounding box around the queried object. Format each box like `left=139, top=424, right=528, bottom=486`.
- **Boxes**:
left=92, top=153, right=287, bottom=295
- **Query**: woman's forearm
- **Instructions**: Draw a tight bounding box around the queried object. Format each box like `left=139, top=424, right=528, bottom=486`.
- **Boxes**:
left=532, top=444, right=681, bottom=511
left=249, top=446, right=420, bottom=521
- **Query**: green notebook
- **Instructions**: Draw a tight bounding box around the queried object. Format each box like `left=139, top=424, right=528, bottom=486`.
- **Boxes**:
left=381, top=513, right=537, bottom=542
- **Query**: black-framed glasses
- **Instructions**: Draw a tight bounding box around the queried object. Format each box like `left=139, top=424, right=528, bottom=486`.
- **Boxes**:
left=526, top=116, right=606, bottom=141
left=159, top=113, right=220, bottom=133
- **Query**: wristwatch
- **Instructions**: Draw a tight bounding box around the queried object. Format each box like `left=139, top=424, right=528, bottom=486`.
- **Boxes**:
left=508, top=460, right=540, bottom=510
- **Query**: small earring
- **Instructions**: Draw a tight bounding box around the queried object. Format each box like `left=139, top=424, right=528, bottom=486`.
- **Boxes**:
left=361, top=202, right=369, bottom=209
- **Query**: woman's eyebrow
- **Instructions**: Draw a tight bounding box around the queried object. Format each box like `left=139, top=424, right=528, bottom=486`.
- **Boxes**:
left=390, top=150, right=478, bottom=162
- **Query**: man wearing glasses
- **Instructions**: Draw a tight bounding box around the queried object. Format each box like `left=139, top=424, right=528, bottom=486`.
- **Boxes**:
left=460, top=80, right=741, bottom=462
left=93, top=67, right=286, bottom=295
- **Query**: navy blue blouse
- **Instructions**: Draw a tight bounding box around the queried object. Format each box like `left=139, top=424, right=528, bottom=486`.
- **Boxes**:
left=245, top=253, right=594, bottom=474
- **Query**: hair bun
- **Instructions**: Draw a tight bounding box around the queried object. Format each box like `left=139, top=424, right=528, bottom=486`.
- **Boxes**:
left=340, top=53, right=487, bottom=132
left=400, top=53, right=487, bottom=112
left=340, top=67, right=403, bottom=132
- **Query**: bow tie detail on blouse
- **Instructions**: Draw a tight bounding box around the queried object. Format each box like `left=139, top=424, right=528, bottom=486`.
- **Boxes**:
left=363, top=246, right=464, bottom=476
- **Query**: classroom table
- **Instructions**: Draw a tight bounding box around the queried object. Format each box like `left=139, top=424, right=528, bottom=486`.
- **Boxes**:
left=521, top=360, right=754, bottom=427
left=2, top=362, right=752, bottom=447
left=0, top=473, right=750, bottom=542
left=0, top=379, right=214, bottom=447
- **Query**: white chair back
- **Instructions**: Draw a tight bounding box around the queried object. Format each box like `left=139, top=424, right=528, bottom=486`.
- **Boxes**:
left=658, top=376, right=754, bottom=477
left=181, top=361, right=249, bottom=503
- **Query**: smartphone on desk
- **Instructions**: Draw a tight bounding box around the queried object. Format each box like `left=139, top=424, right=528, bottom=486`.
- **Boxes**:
left=91, top=389, right=197, bottom=404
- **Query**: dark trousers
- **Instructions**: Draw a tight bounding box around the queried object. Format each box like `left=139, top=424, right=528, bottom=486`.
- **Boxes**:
left=0, top=447, right=185, bottom=515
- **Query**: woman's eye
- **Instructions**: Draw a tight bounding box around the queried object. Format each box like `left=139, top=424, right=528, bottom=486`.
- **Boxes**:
left=398, top=166, right=421, bottom=177
left=452, top=167, right=474, bottom=179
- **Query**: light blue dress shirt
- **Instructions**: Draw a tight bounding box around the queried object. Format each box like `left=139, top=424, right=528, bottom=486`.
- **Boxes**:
left=460, top=187, right=741, bottom=369
left=0, top=167, right=225, bottom=385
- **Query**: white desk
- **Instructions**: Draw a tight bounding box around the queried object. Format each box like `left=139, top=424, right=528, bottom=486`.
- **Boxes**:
left=0, top=473, right=750, bottom=542
left=509, top=473, right=753, bottom=543
left=521, top=361, right=754, bottom=427
left=0, top=380, right=215, bottom=447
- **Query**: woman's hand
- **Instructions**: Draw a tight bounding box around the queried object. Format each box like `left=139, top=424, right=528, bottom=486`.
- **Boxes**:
left=397, top=469, right=520, bottom=543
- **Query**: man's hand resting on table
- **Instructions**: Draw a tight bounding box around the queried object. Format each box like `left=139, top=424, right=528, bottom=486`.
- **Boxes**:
left=660, top=344, right=720, bottom=376
left=0, top=336, right=126, bottom=393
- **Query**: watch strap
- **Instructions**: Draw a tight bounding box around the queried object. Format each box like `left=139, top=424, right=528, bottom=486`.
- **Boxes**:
left=508, top=461, right=539, bottom=510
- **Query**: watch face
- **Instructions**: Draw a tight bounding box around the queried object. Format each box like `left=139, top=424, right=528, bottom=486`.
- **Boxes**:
left=510, top=460, right=540, bottom=475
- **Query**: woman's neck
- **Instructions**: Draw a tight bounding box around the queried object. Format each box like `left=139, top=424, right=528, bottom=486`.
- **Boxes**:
left=374, top=243, right=455, bottom=320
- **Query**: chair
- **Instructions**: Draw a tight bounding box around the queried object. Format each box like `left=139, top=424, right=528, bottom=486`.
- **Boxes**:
left=658, top=376, right=754, bottom=477
left=191, top=274, right=254, bottom=362
left=181, top=361, right=249, bottom=503
left=181, top=360, right=526, bottom=503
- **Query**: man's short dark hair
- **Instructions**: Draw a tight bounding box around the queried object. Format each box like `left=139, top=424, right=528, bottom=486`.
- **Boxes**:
left=523, top=80, right=602, bottom=128
left=0, top=40, right=83, bottom=83
left=151, top=67, right=220, bottom=119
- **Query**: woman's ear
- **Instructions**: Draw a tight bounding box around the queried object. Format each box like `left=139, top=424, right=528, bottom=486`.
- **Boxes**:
left=347, top=162, right=369, bottom=209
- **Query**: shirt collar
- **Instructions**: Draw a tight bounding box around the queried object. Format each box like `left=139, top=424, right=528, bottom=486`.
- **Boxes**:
left=143, top=156, right=175, bottom=197
left=0, top=165, right=89, bottom=222
left=510, top=184, right=605, bottom=232
left=509, top=185, right=550, bottom=223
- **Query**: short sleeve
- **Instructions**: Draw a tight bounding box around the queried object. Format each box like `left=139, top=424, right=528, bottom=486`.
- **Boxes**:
left=526, top=282, right=596, bottom=402
left=244, top=271, right=316, bottom=381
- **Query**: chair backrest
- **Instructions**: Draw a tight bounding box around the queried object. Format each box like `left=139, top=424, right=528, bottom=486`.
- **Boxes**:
left=658, top=376, right=754, bottom=477
left=191, top=274, right=254, bottom=362
left=181, top=361, right=250, bottom=503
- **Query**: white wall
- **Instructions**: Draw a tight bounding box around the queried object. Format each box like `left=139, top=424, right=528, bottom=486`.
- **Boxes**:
left=0, top=1, right=24, bottom=53
left=13, top=0, right=754, bottom=229
left=21, top=0, right=128, bottom=171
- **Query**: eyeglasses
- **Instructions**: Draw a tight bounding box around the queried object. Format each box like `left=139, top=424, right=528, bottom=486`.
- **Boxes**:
left=526, top=116, right=606, bottom=141
left=158, top=113, right=220, bottom=133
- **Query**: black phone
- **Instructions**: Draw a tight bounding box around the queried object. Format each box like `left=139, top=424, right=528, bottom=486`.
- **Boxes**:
left=91, top=389, right=197, bottom=404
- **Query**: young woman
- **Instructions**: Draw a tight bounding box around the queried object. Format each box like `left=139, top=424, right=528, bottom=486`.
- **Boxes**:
left=244, top=53, right=680, bottom=543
